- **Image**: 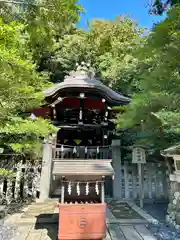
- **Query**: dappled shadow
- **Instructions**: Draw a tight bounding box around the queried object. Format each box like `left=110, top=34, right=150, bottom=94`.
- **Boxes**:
left=34, top=214, right=58, bottom=240
left=0, top=199, right=33, bottom=220
left=143, top=202, right=168, bottom=222
left=34, top=210, right=105, bottom=240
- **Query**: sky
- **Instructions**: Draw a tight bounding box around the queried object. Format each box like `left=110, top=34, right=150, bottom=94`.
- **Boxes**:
left=79, top=0, right=166, bottom=29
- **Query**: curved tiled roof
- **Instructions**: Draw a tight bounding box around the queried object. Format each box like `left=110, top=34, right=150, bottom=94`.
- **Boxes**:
left=43, top=64, right=130, bottom=105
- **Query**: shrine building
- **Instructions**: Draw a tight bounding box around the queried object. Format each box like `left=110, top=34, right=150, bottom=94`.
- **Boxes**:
left=35, top=63, right=130, bottom=201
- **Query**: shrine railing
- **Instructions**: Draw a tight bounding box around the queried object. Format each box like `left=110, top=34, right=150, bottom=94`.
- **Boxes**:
left=53, top=144, right=112, bottom=160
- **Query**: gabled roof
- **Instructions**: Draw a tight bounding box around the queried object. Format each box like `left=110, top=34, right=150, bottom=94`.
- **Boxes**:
left=52, top=159, right=114, bottom=176
left=43, top=64, right=130, bottom=105
left=161, top=144, right=180, bottom=157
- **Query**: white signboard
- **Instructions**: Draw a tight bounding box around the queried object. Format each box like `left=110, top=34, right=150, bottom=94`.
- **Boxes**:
left=132, top=147, right=146, bottom=164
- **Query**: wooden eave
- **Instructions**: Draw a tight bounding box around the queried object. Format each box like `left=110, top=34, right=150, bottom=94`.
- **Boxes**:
left=43, top=77, right=130, bottom=106
left=161, top=144, right=180, bottom=157
left=52, top=159, right=114, bottom=176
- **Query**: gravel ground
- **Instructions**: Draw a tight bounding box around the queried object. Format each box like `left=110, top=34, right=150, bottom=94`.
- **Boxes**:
left=148, top=222, right=180, bottom=240
left=0, top=221, right=17, bottom=240
left=1, top=200, right=180, bottom=240
left=0, top=200, right=32, bottom=240
left=143, top=203, right=180, bottom=240
left=143, top=202, right=168, bottom=222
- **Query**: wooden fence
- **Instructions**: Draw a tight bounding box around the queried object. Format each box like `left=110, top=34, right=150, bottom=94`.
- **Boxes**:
left=52, top=161, right=170, bottom=201
left=0, top=158, right=170, bottom=203
left=0, top=160, right=41, bottom=204
left=118, top=162, right=170, bottom=200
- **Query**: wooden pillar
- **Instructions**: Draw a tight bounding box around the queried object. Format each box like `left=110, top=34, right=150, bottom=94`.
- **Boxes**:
left=79, top=94, right=84, bottom=124
left=102, top=99, right=108, bottom=124
left=101, top=178, right=105, bottom=203
left=61, top=180, right=65, bottom=204
left=52, top=105, right=56, bottom=120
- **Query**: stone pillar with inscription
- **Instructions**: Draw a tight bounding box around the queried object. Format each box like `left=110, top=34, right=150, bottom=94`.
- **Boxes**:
left=112, top=139, right=122, bottom=199
left=39, top=138, right=53, bottom=202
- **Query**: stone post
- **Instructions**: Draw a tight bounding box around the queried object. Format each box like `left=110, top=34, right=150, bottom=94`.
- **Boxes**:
left=39, top=139, right=53, bottom=202
left=166, top=155, right=180, bottom=227
left=112, top=139, right=122, bottom=199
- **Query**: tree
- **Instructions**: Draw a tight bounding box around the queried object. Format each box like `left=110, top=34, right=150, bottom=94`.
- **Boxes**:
left=0, top=0, right=84, bottom=155
left=0, top=0, right=84, bottom=71
left=0, top=18, right=57, bottom=155
left=47, top=17, right=144, bottom=95
left=116, top=5, right=180, bottom=149
left=150, top=0, right=180, bottom=14
left=0, top=1, right=83, bottom=177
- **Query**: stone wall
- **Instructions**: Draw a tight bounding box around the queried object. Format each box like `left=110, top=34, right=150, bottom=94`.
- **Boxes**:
left=166, top=181, right=180, bottom=229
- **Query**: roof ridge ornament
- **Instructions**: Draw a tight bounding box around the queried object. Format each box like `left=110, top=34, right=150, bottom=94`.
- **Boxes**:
left=64, top=62, right=95, bottom=81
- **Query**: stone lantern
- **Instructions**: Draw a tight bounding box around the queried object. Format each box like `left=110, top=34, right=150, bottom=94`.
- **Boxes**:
left=173, top=155, right=180, bottom=174
left=161, top=145, right=180, bottom=228
left=161, top=145, right=180, bottom=182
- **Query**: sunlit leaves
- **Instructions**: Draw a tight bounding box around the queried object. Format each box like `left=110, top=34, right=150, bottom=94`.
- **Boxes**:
left=117, top=6, right=180, bottom=149
left=0, top=168, right=15, bottom=179
left=50, top=17, right=144, bottom=94
left=0, top=19, right=57, bottom=155
left=150, top=0, right=180, bottom=15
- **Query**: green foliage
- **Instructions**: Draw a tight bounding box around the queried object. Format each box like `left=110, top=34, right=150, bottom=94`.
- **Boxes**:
left=0, top=0, right=84, bottom=73
left=0, top=168, right=15, bottom=179
left=0, top=18, right=57, bottom=155
left=117, top=6, right=180, bottom=149
left=151, top=0, right=180, bottom=15
left=24, top=0, right=83, bottom=60
left=48, top=17, right=144, bottom=94
left=0, top=0, right=83, bottom=175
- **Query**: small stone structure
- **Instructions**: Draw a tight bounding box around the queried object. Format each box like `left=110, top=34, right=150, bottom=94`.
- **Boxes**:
left=161, top=145, right=180, bottom=228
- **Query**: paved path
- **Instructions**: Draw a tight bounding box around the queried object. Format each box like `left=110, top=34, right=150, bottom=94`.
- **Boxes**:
left=4, top=200, right=157, bottom=240
left=107, top=223, right=156, bottom=240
